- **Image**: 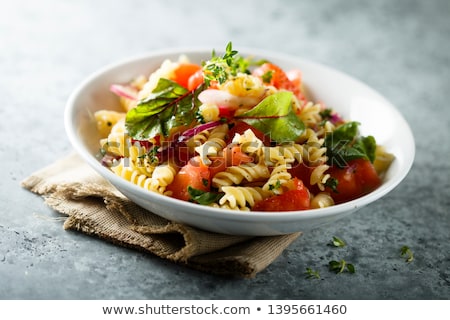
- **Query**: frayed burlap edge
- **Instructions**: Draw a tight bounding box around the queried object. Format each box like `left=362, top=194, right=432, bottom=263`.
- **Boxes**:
left=21, top=152, right=301, bottom=278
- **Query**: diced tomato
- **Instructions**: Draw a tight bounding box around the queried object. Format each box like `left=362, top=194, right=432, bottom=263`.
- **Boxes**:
left=253, top=178, right=310, bottom=211
left=227, top=121, right=271, bottom=146
left=173, top=63, right=202, bottom=89
left=166, top=156, right=210, bottom=201
left=253, top=63, right=307, bottom=103
left=288, top=162, right=320, bottom=194
left=187, top=69, right=204, bottom=91
left=209, top=145, right=253, bottom=178
left=326, top=159, right=381, bottom=204
left=173, top=144, right=191, bottom=167
left=353, top=158, right=382, bottom=194
left=218, top=105, right=236, bottom=120
left=286, top=69, right=302, bottom=87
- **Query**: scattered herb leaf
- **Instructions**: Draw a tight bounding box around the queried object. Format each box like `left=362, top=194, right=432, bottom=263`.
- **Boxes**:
left=400, top=245, right=414, bottom=263
left=329, top=259, right=355, bottom=274
left=330, top=236, right=346, bottom=248
left=304, top=267, right=321, bottom=279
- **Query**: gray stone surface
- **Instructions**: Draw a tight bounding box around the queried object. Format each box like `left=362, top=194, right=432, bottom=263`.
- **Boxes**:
left=1, top=0, right=449, bottom=299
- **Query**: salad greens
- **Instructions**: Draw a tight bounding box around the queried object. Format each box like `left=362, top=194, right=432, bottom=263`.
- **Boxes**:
left=125, top=79, right=204, bottom=140
left=125, top=43, right=375, bottom=170
left=324, top=121, right=376, bottom=168
left=236, top=91, right=305, bottom=143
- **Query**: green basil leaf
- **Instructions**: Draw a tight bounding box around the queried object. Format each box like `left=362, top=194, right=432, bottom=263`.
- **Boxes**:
left=236, top=91, right=305, bottom=143
left=125, top=79, right=203, bottom=140
left=187, top=186, right=224, bottom=205
left=353, top=135, right=377, bottom=163
left=325, top=121, right=377, bottom=167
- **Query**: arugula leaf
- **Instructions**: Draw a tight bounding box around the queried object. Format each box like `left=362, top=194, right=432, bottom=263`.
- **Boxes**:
left=236, top=91, right=305, bottom=143
left=125, top=78, right=204, bottom=140
left=187, top=186, right=224, bottom=205
left=324, top=121, right=376, bottom=168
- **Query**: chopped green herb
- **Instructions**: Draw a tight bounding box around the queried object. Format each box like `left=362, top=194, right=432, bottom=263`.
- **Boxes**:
left=330, top=236, right=346, bottom=248
left=268, top=180, right=282, bottom=191
left=195, top=110, right=205, bottom=124
left=261, top=70, right=273, bottom=84
left=324, top=177, right=339, bottom=193
left=319, top=108, right=333, bottom=120
left=400, top=245, right=414, bottom=263
left=202, top=42, right=252, bottom=86
left=329, top=259, right=355, bottom=274
left=304, top=267, right=321, bottom=279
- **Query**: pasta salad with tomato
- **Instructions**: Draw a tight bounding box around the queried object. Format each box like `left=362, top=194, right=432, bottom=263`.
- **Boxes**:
left=95, top=43, right=394, bottom=211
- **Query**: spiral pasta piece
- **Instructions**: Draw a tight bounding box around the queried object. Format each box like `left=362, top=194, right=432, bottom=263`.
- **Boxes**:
left=310, top=164, right=331, bottom=191
left=111, top=159, right=177, bottom=195
left=128, top=144, right=158, bottom=177
left=100, top=119, right=129, bottom=157
left=195, top=124, right=229, bottom=165
left=212, top=162, right=270, bottom=189
left=219, top=186, right=273, bottom=210
left=298, top=101, right=323, bottom=128
left=186, top=129, right=211, bottom=153
left=94, top=110, right=126, bottom=137
left=232, top=128, right=264, bottom=155
left=310, top=192, right=334, bottom=209
left=263, top=163, right=292, bottom=194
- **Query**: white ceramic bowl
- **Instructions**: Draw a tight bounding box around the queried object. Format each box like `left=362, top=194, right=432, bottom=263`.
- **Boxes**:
left=65, top=48, right=415, bottom=236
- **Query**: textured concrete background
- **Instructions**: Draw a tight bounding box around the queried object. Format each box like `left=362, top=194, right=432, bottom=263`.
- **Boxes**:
left=1, top=0, right=449, bottom=299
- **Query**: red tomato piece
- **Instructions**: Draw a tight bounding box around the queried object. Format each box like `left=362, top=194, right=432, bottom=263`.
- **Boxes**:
left=218, top=105, right=236, bottom=120
left=326, top=159, right=381, bottom=204
left=288, top=162, right=320, bottom=194
left=187, top=69, right=204, bottom=91
left=173, top=63, right=202, bottom=89
left=353, top=158, right=382, bottom=194
left=166, top=156, right=210, bottom=201
left=209, top=145, right=253, bottom=178
left=253, top=63, right=307, bottom=103
left=253, top=178, right=310, bottom=211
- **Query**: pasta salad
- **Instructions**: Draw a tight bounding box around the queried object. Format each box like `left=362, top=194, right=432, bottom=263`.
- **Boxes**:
left=95, top=43, right=394, bottom=211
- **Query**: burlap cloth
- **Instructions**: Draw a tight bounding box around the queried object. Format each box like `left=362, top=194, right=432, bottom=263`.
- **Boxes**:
left=21, top=152, right=301, bottom=278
